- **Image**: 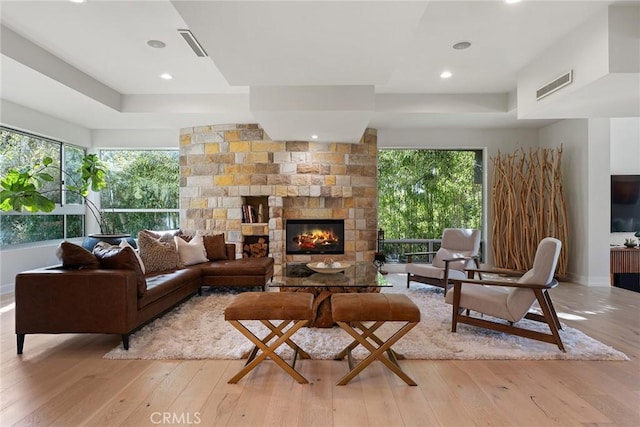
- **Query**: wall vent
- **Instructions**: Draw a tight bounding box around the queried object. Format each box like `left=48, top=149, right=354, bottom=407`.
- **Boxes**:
left=178, top=29, right=208, bottom=57
left=536, top=70, right=573, bottom=101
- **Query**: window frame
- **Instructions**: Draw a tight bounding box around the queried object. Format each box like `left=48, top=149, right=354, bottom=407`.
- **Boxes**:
left=0, top=126, right=87, bottom=247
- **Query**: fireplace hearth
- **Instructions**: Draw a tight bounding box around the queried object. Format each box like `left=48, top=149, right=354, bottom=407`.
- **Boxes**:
left=286, top=219, right=345, bottom=255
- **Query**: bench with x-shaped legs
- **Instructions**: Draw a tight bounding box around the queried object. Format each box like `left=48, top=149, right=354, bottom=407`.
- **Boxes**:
left=224, top=292, right=314, bottom=384
left=331, top=293, right=420, bottom=386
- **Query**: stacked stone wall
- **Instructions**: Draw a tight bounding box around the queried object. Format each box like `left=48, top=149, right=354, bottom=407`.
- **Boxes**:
left=179, top=124, right=378, bottom=274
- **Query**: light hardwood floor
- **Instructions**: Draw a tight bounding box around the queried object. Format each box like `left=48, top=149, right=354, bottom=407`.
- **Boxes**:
left=1, top=275, right=639, bottom=426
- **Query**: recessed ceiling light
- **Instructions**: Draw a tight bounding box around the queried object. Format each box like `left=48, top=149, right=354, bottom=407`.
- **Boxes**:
left=505, top=0, right=522, bottom=4
left=311, top=134, right=319, bottom=140
left=440, top=70, right=452, bottom=79
left=453, top=41, right=471, bottom=50
left=159, top=73, right=173, bottom=80
left=69, top=0, right=86, bottom=3
left=147, top=40, right=166, bottom=49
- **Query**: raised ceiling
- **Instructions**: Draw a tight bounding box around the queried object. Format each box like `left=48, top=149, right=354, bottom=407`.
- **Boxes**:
left=0, top=0, right=636, bottom=142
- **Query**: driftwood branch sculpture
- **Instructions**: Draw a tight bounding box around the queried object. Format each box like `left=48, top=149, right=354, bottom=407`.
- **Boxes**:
left=491, top=147, right=568, bottom=278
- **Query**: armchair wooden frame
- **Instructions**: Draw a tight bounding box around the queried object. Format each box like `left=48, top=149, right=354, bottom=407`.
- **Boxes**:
left=450, top=267, right=565, bottom=352
left=407, top=255, right=481, bottom=294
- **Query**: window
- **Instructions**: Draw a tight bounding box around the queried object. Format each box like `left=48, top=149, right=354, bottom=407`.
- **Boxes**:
left=377, top=149, right=484, bottom=260
left=98, top=150, right=179, bottom=236
left=0, top=127, right=86, bottom=246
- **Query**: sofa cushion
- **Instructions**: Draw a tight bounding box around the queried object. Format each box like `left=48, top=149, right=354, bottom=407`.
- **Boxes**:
left=138, top=230, right=182, bottom=274
left=119, top=239, right=145, bottom=274
left=93, top=242, right=147, bottom=296
left=203, top=234, right=227, bottom=261
left=56, top=241, right=100, bottom=270
left=139, top=267, right=202, bottom=308
left=200, top=257, right=273, bottom=276
left=174, top=235, right=208, bottom=266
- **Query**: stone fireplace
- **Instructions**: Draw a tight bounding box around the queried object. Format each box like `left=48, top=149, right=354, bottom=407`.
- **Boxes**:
left=179, top=124, right=378, bottom=275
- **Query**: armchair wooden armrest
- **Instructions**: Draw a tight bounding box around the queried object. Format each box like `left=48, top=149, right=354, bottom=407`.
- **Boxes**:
left=451, top=277, right=559, bottom=290
left=463, top=266, right=525, bottom=277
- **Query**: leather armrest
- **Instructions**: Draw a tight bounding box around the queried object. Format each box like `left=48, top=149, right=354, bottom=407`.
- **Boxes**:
left=15, top=269, right=139, bottom=334
left=225, top=243, right=236, bottom=260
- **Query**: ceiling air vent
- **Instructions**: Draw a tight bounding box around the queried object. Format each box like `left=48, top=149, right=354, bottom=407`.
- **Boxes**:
left=178, top=29, right=208, bottom=57
left=536, top=70, right=573, bottom=101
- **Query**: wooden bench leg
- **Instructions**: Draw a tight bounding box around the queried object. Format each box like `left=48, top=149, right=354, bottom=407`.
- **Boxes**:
left=258, top=319, right=311, bottom=359
left=227, top=319, right=310, bottom=384
left=334, top=321, right=385, bottom=360
left=335, top=321, right=418, bottom=386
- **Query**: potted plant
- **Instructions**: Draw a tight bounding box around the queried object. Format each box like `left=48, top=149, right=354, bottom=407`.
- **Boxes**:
left=0, top=154, right=134, bottom=249
left=624, top=238, right=637, bottom=248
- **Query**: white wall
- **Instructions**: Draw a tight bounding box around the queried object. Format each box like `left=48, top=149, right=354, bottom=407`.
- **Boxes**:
left=517, top=8, right=610, bottom=119
left=610, top=117, right=640, bottom=245
left=378, top=127, right=540, bottom=266
left=91, top=129, right=178, bottom=149
left=539, top=119, right=598, bottom=285
left=610, top=118, right=640, bottom=173
left=586, top=119, right=613, bottom=286
left=1, top=99, right=91, bottom=146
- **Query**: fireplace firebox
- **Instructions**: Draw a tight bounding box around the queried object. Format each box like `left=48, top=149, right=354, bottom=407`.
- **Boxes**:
left=286, top=219, right=345, bottom=255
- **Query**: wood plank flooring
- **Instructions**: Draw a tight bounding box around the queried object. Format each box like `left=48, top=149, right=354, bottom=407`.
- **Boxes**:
left=1, top=276, right=638, bottom=426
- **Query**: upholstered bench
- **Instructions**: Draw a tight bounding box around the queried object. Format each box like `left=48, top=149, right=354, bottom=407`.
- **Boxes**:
left=224, top=292, right=314, bottom=384
left=331, top=293, right=420, bottom=386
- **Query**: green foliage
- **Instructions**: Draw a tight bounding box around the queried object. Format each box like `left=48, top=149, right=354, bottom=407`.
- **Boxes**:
left=0, top=154, right=111, bottom=232
left=98, top=150, right=180, bottom=235
left=100, top=150, right=179, bottom=209
left=0, top=159, right=57, bottom=212
left=378, top=149, right=482, bottom=239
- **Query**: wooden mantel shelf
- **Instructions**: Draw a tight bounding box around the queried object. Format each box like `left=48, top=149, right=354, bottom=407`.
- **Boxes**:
left=610, top=247, right=640, bottom=285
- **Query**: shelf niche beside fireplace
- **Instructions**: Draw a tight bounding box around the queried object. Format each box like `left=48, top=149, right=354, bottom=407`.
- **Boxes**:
left=286, top=219, right=345, bottom=255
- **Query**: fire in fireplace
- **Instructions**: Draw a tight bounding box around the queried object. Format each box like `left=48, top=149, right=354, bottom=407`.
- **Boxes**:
left=286, top=219, right=345, bottom=255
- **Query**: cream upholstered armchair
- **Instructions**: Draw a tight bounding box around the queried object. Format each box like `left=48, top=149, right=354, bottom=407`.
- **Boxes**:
left=445, top=237, right=565, bottom=351
left=406, top=228, right=481, bottom=295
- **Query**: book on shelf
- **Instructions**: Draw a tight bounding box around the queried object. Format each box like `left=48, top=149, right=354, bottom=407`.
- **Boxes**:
left=242, top=204, right=257, bottom=223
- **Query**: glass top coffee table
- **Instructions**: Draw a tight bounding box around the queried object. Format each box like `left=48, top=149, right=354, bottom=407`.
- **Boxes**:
left=270, top=262, right=391, bottom=327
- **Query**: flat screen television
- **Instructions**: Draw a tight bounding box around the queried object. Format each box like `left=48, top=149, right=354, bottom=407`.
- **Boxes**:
left=611, top=175, right=640, bottom=232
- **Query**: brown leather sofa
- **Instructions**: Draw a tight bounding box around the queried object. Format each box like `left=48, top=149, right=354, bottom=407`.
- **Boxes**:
left=14, top=243, right=274, bottom=354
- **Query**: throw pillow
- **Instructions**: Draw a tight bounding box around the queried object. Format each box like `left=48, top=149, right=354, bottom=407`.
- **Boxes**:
left=432, top=248, right=470, bottom=271
left=138, top=230, right=182, bottom=274
left=174, top=235, right=208, bottom=266
left=93, top=242, right=147, bottom=296
left=202, top=233, right=227, bottom=261
left=175, top=230, right=193, bottom=242
left=56, top=241, right=100, bottom=270
left=119, top=239, right=146, bottom=274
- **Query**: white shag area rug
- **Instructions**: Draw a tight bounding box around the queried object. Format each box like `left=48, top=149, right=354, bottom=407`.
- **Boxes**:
left=104, top=278, right=628, bottom=361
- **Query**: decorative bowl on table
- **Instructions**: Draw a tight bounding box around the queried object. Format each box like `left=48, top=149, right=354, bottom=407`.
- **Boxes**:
left=306, top=261, right=351, bottom=274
